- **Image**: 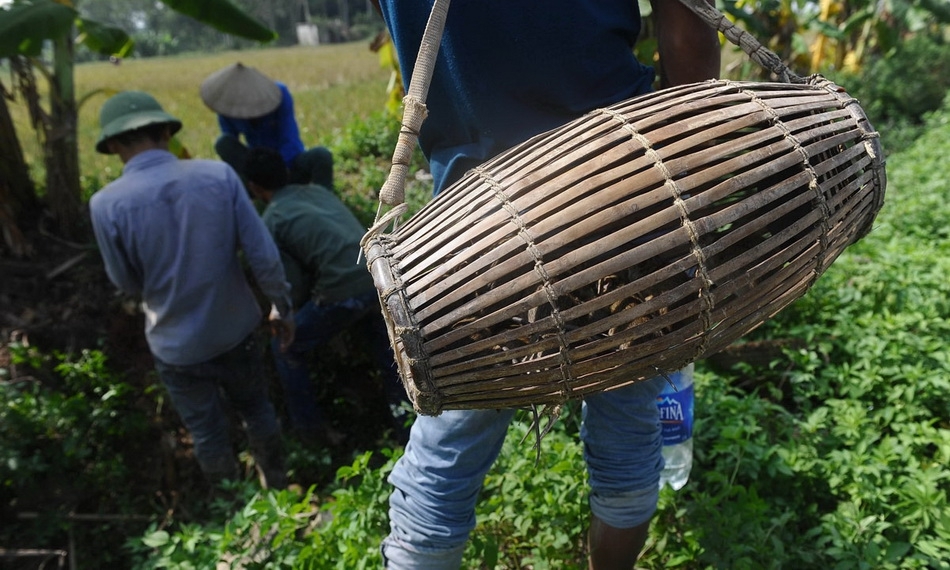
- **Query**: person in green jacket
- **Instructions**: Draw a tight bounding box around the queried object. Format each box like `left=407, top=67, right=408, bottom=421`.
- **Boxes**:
left=243, top=147, right=410, bottom=446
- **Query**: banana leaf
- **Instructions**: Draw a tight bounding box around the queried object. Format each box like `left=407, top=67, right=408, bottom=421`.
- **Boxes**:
left=77, top=17, right=133, bottom=58
left=0, top=0, right=76, bottom=57
left=159, top=0, right=276, bottom=43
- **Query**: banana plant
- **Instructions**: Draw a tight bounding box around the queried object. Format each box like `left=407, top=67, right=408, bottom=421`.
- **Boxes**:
left=810, top=0, right=950, bottom=73
left=721, top=0, right=950, bottom=78
left=720, top=0, right=816, bottom=79
left=0, top=0, right=275, bottom=247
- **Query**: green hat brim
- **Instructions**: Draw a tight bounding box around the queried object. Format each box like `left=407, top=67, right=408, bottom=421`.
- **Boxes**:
left=96, top=112, right=183, bottom=154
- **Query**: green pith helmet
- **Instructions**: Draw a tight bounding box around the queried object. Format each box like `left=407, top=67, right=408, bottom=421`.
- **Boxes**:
left=95, top=91, right=182, bottom=154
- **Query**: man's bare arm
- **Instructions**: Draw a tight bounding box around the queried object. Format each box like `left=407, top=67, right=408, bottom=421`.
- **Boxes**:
left=652, top=0, right=722, bottom=87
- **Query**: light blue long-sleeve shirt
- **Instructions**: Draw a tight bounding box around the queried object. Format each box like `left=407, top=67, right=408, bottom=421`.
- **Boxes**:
left=89, top=149, right=292, bottom=366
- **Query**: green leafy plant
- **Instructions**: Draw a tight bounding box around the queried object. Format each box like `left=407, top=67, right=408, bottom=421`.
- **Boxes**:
left=467, top=410, right=588, bottom=569
left=1, top=345, right=153, bottom=567
left=7, top=48, right=950, bottom=570
left=829, top=33, right=950, bottom=155
left=331, top=110, right=432, bottom=227
left=125, top=97, right=950, bottom=566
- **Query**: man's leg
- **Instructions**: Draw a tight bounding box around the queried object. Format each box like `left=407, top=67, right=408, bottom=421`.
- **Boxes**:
left=582, top=375, right=666, bottom=569
left=290, top=146, right=334, bottom=188
left=271, top=301, right=333, bottom=440
left=215, top=335, right=286, bottom=489
left=155, top=358, right=238, bottom=483
left=588, top=515, right=651, bottom=570
left=381, top=408, right=516, bottom=569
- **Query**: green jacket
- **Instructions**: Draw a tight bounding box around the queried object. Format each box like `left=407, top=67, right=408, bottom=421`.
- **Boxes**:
left=261, top=184, right=374, bottom=307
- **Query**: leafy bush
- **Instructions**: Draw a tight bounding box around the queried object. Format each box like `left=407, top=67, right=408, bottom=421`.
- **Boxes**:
left=127, top=416, right=589, bottom=569
left=7, top=69, right=949, bottom=570
left=128, top=483, right=328, bottom=570
left=126, top=450, right=395, bottom=569
left=126, top=97, right=950, bottom=568
left=1, top=345, right=154, bottom=567
left=719, top=97, right=950, bottom=568
left=330, top=110, right=432, bottom=228
left=1, top=346, right=146, bottom=502
left=854, top=34, right=950, bottom=125
left=831, top=33, right=950, bottom=155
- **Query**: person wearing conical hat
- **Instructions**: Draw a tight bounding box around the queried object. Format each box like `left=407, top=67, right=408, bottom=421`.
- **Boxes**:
left=89, top=90, right=296, bottom=493
left=200, top=63, right=334, bottom=189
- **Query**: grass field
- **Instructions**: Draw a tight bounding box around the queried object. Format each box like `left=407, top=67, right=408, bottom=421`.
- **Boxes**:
left=10, top=41, right=391, bottom=193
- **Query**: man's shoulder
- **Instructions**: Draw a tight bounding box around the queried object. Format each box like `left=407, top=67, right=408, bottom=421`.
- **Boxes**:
left=92, top=158, right=240, bottom=210
left=272, top=183, right=319, bottom=201
left=176, top=157, right=235, bottom=176
left=266, top=185, right=335, bottom=226
left=174, top=159, right=244, bottom=191
left=123, top=153, right=235, bottom=179
left=89, top=175, right=145, bottom=213
left=88, top=182, right=116, bottom=212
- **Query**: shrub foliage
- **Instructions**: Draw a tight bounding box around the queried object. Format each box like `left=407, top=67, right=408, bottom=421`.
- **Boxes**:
left=111, top=96, right=950, bottom=569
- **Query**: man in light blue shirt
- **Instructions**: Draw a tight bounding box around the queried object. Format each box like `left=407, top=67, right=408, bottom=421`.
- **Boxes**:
left=89, top=91, right=295, bottom=490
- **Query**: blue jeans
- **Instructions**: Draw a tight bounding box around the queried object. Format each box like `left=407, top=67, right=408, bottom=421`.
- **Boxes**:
left=380, top=375, right=667, bottom=569
left=273, top=291, right=408, bottom=436
left=154, top=334, right=282, bottom=481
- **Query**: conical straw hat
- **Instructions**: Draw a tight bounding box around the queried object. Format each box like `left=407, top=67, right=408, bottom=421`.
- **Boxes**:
left=200, top=63, right=282, bottom=119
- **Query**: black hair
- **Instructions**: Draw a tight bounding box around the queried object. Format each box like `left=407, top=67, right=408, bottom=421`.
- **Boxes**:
left=109, top=123, right=171, bottom=148
left=243, top=147, right=289, bottom=190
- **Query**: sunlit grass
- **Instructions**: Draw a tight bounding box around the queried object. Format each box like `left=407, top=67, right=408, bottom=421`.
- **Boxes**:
left=10, top=41, right=390, bottom=194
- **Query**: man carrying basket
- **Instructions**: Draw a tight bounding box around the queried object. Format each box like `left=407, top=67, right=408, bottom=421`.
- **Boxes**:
left=371, top=0, right=720, bottom=567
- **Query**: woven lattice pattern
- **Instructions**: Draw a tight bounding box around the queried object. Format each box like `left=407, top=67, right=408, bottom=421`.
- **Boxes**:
left=364, top=77, right=886, bottom=416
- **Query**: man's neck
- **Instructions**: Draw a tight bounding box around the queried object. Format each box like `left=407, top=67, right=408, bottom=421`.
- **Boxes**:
left=247, top=181, right=275, bottom=203
left=117, top=140, right=169, bottom=164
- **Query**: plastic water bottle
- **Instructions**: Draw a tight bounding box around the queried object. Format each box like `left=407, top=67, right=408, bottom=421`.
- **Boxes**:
left=657, top=363, right=695, bottom=490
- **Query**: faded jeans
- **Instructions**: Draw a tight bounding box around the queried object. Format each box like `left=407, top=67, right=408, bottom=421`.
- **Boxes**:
left=380, top=374, right=667, bottom=569
left=155, top=334, right=282, bottom=481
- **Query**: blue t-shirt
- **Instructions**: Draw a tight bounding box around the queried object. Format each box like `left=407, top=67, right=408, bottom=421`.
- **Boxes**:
left=377, top=0, right=655, bottom=192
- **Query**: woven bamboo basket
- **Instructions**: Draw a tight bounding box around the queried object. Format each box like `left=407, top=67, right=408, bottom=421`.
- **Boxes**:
left=363, top=75, right=886, bottom=416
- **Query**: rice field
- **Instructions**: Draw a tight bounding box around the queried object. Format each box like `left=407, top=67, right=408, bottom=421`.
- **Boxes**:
left=9, top=41, right=391, bottom=191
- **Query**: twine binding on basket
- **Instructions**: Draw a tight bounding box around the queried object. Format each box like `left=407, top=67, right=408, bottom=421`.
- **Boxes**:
left=363, top=0, right=886, bottom=417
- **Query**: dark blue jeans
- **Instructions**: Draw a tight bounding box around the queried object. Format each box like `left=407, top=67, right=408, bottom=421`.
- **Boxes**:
left=154, top=334, right=282, bottom=481
left=273, top=291, right=409, bottom=437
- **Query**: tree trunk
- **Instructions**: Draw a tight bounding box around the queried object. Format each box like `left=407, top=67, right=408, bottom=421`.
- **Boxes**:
left=45, top=34, right=84, bottom=242
left=0, top=75, right=38, bottom=258
left=340, top=0, right=349, bottom=27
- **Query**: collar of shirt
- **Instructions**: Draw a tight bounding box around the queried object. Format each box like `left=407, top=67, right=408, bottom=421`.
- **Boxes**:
left=121, top=148, right=178, bottom=176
